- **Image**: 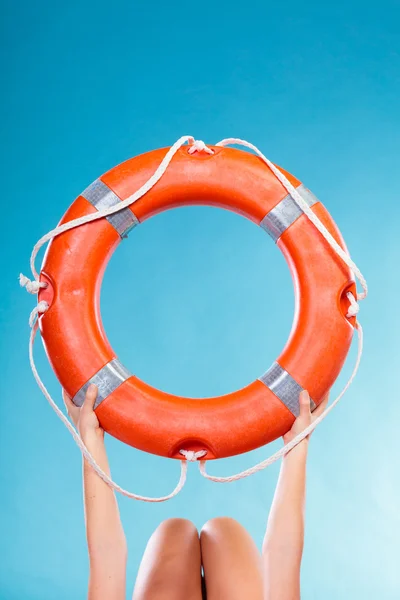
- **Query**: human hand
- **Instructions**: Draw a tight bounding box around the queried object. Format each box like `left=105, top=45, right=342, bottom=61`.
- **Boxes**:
left=283, top=390, right=329, bottom=445
left=63, top=384, right=104, bottom=442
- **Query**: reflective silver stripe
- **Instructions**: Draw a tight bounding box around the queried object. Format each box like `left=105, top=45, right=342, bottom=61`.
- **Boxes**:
left=81, top=179, right=139, bottom=238
left=73, top=359, right=132, bottom=408
left=258, top=362, right=316, bottom=416
left=260, top=183, right=319, bottom=242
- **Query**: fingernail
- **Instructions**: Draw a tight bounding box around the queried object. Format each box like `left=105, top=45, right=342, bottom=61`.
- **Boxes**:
left=88, top=384, right=97, bottom=393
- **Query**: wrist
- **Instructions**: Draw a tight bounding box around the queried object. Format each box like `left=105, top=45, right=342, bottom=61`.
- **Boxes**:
left=283, top=437, right=309, bottom=459
left=81, top=429, right=105, bottom=448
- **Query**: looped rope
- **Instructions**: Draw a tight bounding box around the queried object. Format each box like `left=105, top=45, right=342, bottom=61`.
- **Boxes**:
left=20, top=136, right=214, bottom=502
left=28, top=306, right=194, bottom=502
left=199, top=322, right=363, bottom=482
left=196, top=137, right=367, bottom=484
left=21, top=134, right=367, bottom=499
left=216, top=138, right=368, bottom=302
left=22, top=136, right=202, bottom=281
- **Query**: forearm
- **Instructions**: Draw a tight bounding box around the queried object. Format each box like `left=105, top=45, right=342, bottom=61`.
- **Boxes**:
left=263, top=440, right=308, bottom=598
left=83, top=433, right=127, bottom=598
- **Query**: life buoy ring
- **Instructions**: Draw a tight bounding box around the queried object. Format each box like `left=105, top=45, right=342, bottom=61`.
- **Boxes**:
left=38, top=143, right=356, bottom=460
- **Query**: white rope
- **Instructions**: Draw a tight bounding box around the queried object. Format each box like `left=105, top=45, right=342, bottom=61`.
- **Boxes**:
left=199, top=322, right=363, bottom=482
left=28, top=310, right=190, bottom=502
left=24, top=135, right=209, bottom=281
left=180, top=449, right=208, bottom=461
left=346, top=291, right=360, bottom=318
left=20, top=274, right=47, bottom=295
left=188, top=140, right=214, bottom=155
left=197, top=137, right=367, bottom=483
left=29, top=301, right=49, bottom=328
left=20, top=136, right=214, bottom=502
left=216, top=138, right=368, bottom=301
left=20, top=134, right=367, bottom=496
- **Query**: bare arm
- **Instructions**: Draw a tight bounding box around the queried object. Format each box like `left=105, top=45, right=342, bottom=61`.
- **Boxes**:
left=64, top=385, right=127, bottom=600
left=262, top=390, right=328, bottom=600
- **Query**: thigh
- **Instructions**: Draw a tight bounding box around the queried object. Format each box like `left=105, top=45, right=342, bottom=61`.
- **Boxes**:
left=200, top=517, right=264, bottom=600
left=133, top=518, right=203, bottom=600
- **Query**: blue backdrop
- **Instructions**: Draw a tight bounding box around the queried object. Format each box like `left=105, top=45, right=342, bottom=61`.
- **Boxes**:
left=1, top=1, right=399, bottom=598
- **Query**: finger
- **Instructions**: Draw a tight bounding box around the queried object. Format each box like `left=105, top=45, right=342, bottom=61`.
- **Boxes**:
left=299, top=389, right=311, bottom=417
left=82, top=384, right=98, bottom=412
left=313, top=391, right=330, bottom=417
left=62, top=389, right=74, bottom=411
left=62, top=389, right=81, bottom=426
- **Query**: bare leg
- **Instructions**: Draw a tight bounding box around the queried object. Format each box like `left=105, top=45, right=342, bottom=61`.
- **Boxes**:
left=133, top=518, right=203, bottom=600
left=200, top=517, right=264, bottom=600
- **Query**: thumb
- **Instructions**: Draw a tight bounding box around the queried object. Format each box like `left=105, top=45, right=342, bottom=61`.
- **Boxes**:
left=62, top=389, right=80, bottom=427
left=313, top=391, right=330, bottom=417
left=82, top=384, right=98, bottom=412
left=62, top=389, right=72, bottom=408
left=62, top=389, right=75, bottom=411
left=299, top=389, right=311, bottom=418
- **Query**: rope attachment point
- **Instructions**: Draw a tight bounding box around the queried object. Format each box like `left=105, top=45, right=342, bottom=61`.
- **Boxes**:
left=198, top=322, right=364, bottom=483
left=20, top=273, right=47, bottom=295
left=180, top=449, right=208, bottom=461
left=346, top=291, right=359, bottom=318
left=187, top=140, right=214, bottom=155
left=29, top=301, right=49, bottom=328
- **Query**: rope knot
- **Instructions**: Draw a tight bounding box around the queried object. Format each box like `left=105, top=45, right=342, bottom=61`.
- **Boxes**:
left=29, top=301, right=49, bottom=328
left=188, top=140, right=214, bottom=155
left=20, top=273, right=47, bottom=294
left=346, top=291, right=359, bottom=318
left=179, top=449, right=207, bottom=461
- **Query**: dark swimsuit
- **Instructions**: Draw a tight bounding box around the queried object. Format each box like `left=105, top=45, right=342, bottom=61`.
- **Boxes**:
left=201, top=574, right=207, bottom=599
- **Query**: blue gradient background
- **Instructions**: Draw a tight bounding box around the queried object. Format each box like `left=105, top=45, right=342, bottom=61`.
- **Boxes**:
left=1, top=1, right=399, bottom=598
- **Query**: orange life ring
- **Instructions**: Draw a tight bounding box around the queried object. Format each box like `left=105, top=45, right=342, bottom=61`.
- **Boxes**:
left=38, top=144, right=356, bottom=460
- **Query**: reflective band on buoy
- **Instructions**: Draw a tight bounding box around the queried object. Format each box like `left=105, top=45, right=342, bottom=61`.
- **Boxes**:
left=260, top=184, right=318, bottom=242
left=259, top=362, right=317, bottom=417
left=81, top=179, right=139, bottom=238
left=73, top=359, right=132, bottom=409
left=38, top=144, right=356, bottom=460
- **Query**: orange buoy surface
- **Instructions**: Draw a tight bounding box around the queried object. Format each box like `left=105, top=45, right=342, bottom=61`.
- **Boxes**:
left=38, top=144, right=356, bottom=460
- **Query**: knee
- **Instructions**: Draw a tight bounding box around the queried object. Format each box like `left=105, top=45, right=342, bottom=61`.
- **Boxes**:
left=200, top=517, right=261, bottom=568
left=134, top=519, right=200, bottom=599
left=153, top=518, right=199, bottom=550
left=157, top=517, right=198, bottom=537
left=200, top=516, right=243, bottom=540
